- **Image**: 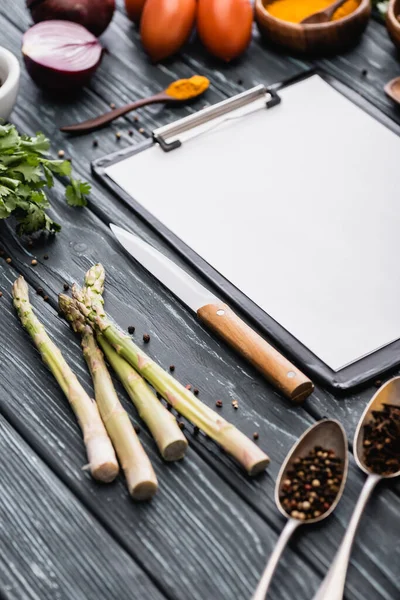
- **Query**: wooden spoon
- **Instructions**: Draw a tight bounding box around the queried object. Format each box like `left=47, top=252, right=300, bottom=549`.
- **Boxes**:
left=301, top=0, right=348, bottom=24
left=384, top=76, right=400, bottom=104
left=60, top=78, right=209, bottom=134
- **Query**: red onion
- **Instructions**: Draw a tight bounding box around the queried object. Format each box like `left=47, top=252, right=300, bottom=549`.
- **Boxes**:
left=22, top=21, right=103, bottom=92
left=26, top=0, right=115, bottom=37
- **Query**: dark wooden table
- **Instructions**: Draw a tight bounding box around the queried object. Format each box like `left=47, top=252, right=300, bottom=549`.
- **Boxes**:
left=1, top=2, right=400, bottom=599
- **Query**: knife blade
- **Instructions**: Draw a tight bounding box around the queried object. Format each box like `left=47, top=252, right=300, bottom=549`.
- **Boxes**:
left=110, top=223, right=314, bottom=403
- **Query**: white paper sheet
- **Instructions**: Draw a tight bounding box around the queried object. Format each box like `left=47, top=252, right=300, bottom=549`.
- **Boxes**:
left=105, top=75, right=400, bottom=372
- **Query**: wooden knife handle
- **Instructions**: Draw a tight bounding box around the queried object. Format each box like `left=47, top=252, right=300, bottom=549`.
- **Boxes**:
left=197, top=303, right=314, bottom=403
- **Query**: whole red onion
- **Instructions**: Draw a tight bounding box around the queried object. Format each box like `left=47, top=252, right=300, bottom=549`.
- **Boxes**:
left=22, top=21, right=103, bottom=92
left=26, top=0, right=115, bottom=37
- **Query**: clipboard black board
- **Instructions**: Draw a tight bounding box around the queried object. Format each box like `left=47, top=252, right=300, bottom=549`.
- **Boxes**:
left=92, top=69, right=400, bottom=393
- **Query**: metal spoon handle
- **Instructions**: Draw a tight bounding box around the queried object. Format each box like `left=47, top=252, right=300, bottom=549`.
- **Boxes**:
left=312, top=473, right=380, bottom=600
left=60, top=93, right=171, bottom=134
left=252, top=519, right=300, bottom=600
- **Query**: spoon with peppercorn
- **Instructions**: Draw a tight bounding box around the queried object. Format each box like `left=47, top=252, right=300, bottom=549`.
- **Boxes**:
left=312, top=376, right=400, bottom=600
left=252, top=419, right=348, bottom=600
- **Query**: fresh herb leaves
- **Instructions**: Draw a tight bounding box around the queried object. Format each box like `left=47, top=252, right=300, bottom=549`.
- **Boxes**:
left=0, top=124, right=91, bottom=235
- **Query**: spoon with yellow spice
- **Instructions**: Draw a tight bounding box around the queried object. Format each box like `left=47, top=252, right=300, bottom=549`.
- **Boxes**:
left=60, top=75, right=210, bottom=134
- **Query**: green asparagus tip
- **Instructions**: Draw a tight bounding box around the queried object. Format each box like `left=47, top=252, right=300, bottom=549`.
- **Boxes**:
left=58, top=293, right=86, bottom=334
left=84, top=263, right=105, bottom=294
left=12, top=275, right=29, bottom=308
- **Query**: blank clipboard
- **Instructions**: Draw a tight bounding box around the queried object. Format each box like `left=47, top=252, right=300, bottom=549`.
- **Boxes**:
left=93, top=70, right=400, bottom=391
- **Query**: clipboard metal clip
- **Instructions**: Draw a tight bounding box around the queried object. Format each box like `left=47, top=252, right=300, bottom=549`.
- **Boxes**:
left=153, top=85, right=281, bottom=153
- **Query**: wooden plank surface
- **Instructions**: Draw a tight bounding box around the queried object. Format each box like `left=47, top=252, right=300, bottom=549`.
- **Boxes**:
left=0, top=410, right=165, bottom=600
left=1, top=1, right=400, bottom=599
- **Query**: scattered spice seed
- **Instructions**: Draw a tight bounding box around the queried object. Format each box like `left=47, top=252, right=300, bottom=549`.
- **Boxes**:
left=134, top=425, right=140, bottom=435
left=43, top=254, right=49, bottom=260
left=363, top=403, right=400, bottom=475
left=279, top=445, right=344, bottom=521
left=92, top=139, right=98, bottom=148
left=134, top=116, right=139, bottom=122
left=139, top=127, right=145, bottom=134
left=253, top=432, right=259, bottom=440
left=232, top=399, right=239, bottom=409
left=0, top=291, right=2, bottom=298
left=115, top=132, right=122, bottom=140
left=193, top=425, right=200, bottom=435
left=237, top=78, right=243, bottom=85
left=36, top=287, right=44, bottom=296
left=58, top=149, right=65, bottom=158
left=193, top=388, right=199, bottom=396
left=374, top=379, right=382, bottom=388
left=110, top=102, right=116, bottom=109
left=43, top=295, right=49, bottom=302
left=178, top=421, right=185, bottom=430
left=31, top=259, right=38, bottom=266
left=128, top=130, right=133, bottom=137
left=215, top=399, right=223, bottom=408
left=361, top=68, right=368, bottom=77
left=169, top=365, right=175, bottom=372
left=185, top=384, right=192, bottom=390
left=6, top=258, right=11, bottom=264
left=128, top=325, right=135, bottom=334
left=143, top=333, right=150, bottom=343
left=63, top=283, right=70, bottom=291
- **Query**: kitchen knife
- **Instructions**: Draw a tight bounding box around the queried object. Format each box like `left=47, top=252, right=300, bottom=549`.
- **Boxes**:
left=110, top=224, right=314, bottom=403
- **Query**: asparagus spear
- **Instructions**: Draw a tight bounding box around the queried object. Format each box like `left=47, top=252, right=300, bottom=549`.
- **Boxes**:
left=97, top=334, right=188, bottom=461
left=12, top=276, right=118, bottom=482
left=68, top=266, right=270, bottom=476
left=76, top=265, right=188, bottom=462
left=59, top=295, right=158, bottom=499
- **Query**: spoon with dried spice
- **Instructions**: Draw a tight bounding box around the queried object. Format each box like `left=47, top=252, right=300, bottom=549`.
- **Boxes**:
left=252, top=419, right=348, bottom=600
left=312, top=376, right=400, bottom=600
left=60, top=75, right=210, bottom=134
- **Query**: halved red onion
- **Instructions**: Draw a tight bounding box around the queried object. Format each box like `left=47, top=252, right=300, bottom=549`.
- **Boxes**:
left=22, top=20, right=103, bottom=92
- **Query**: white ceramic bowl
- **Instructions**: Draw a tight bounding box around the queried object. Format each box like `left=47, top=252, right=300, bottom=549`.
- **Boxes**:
left=0, top=47, right=20, bottom=122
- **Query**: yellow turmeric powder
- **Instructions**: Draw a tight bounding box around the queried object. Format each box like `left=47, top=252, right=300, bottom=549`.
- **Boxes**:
left=165, top=76, right=210, bottom=101
left=266, top=0, right=360, bottom=23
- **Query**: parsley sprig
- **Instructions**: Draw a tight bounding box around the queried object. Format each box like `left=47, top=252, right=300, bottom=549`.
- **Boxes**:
left=0, top=123, right=91, bottom=235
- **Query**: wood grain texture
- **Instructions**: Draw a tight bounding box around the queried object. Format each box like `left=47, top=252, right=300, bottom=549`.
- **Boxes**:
left=0, top=415, right=164, bottom=600
left=1, top=2, right=400, bottom=599
left=197, top=303, right=313, bottom=402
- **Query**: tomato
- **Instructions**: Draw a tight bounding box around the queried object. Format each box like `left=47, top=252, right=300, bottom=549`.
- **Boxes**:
left=140, top=0, right=196, bottom=62
left=124, top=0, right=147, bottom=23
left=197, top=0, right=253, bottom=61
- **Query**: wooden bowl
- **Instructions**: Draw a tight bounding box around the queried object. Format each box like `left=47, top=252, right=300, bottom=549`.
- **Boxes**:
left=387, top=0, right=400, bottom=50
left=255, top=0, right=372, bottom=55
